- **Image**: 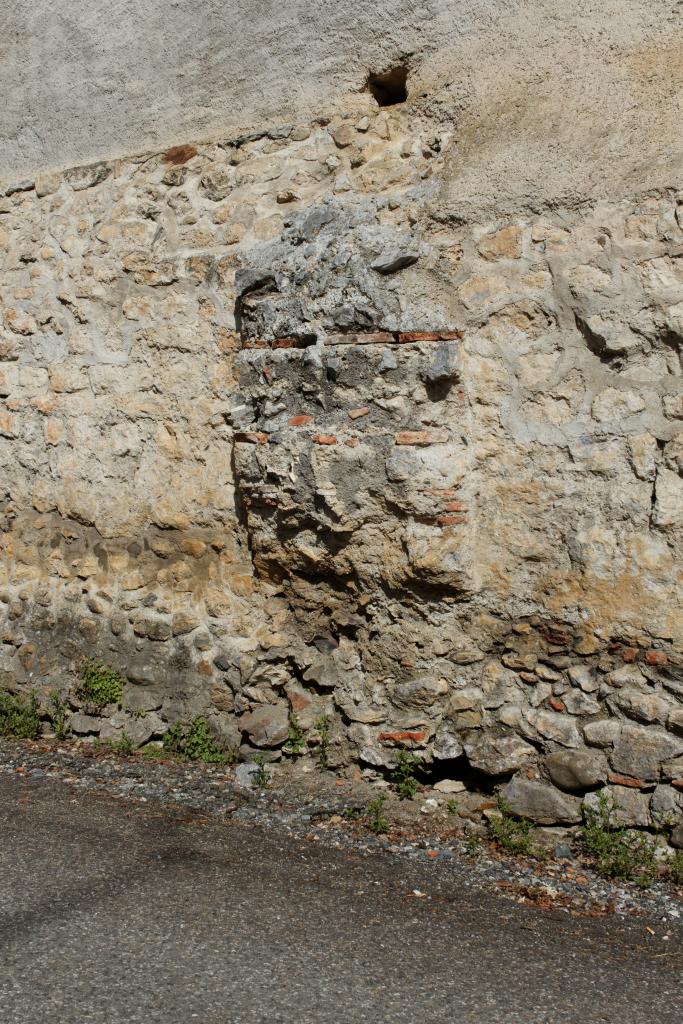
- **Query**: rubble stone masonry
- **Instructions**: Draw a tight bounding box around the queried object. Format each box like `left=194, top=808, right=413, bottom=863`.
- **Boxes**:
left=0, top=39, right=682, bottom=829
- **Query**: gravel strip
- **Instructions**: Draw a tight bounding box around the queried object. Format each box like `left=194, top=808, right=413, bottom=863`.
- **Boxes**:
left=1, top=736, right=681, bottom=942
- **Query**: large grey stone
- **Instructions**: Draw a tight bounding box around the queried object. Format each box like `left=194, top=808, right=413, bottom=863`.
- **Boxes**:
left=545, top=750, right=607, bottom=792
left=392, top=677, right=449, bottom=708
left=583, top=786, right=651, bottom=828
left=125, top=658, right=161, bottom=687
left=69, top=713, right=101, bottom=736
left=99, top=711, right=165, bottom=747
left=121, top=685, right=162, bottom=713
left=464, top=735, right=535, bottom=776
left=610, top=688, right=670, bottom=725
left=207, top=713, right=241, bottom=751
left=609, top=724, right=683, bottom=782
left=234, top=762, right=262, bottom=788
left=650, top=784, right=682, bottom=826
left=583, top=719, right=621, bottom=748
left=432, top=727, right=464, bottom=761
left=528, top=709, right=580, bottom=748
left=239, top=705, right=289, bottom=748
left=501, top=777, right=582, bottom=825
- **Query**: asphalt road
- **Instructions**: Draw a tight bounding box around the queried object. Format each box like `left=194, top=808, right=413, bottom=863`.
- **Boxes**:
left=0, top=773, right=681, bottom=1024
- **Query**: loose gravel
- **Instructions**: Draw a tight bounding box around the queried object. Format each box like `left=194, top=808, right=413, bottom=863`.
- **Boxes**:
left=1, top=736, right=681, bottom=942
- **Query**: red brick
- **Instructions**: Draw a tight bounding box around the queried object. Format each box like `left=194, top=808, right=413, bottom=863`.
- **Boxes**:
left=348, top=407, right=370, bottom=420
left=377, top=730, right=428, bottom=743
left=621, top=646, right=639, bottom=663
left=311, top=434, right=337, bottom=445
left=288, top=414, right=314, bottom=427
left=234, top=431, right=269, bottom=444
left=397, top=330, right=463, bottom=343
left=608, top=773, right=646, bottom=789
left=645, top=650, right=668, bottom=667
left=272, top=337, right=298, bottom=349
left=241, top=339, right=269, bottom=349
left=325, top=332, right=393, bottom=346
left=672, top=779, right=683, bottom=791
left=435, top=514, right=466, bottom=526
left=548, top=699, right=565, bottom=712
left=395, top=430, right=448, bottom=446
left=163, top=144, right=198, bottom=165
left=443, top=500, right=467, bottom=512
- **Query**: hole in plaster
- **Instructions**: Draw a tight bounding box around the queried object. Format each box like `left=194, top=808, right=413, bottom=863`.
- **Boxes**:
left=366, top=66, right=409, bottom=107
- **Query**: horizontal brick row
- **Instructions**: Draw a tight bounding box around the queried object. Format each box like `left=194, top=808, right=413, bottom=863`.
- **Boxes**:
left=235, top=429, right=452, bottom=446
left=325, top=330, right=463, bottom=346
left=240, top=329, right=463, bottom=350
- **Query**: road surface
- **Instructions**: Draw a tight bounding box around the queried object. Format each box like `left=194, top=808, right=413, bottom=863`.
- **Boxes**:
left=0, top=773, right=681, bottom=1023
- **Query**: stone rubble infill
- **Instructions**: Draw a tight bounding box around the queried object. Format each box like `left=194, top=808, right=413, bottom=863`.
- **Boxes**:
left=2, top=738, right=681, bottom=939
left=1, top=93, right=682, bottom=819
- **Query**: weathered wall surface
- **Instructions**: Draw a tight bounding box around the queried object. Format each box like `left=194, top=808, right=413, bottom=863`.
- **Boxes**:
left=3, top=0, right=683, bottom=199
left=0, top=1, right=682, bottom=829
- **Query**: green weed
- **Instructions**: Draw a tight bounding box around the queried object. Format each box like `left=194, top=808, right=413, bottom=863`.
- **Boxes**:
left=464, top=832, right=482, bottom=857
left=284, top=712, right=305, bottom=755
left=112, top=732, right=134, bottom=755
left=48, top=691, right=71, bottom=741
left=581, top=792, right=658, bottom=888
left=162, top=717, right=225, bottom=763
left=0, top=690, right=40, bottom=739
left=123, top=705, right=147, bottom=720
left=489, top=793, right=534, bottom=856
left=670, top=850, right=683, bottom=886
left=389, top=751, right=421, bottom=800
left=316, top=714, right=331, bottom=771
left=76, top=659, right=123, bottom=708
left=252, top=755, right=269, bottom=788
left=366, top=794, right=389, bottom=835
left=139, top=743, right=167, bottom=759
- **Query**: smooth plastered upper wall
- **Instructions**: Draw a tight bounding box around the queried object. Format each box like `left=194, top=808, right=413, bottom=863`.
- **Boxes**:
left=3, top=0, right=683, bottom=214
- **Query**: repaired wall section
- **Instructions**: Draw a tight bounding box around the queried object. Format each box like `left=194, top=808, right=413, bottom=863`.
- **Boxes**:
left=0, top=85, right=682, bottom=832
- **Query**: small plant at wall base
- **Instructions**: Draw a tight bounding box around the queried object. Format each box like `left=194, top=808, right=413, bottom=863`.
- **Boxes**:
left=581, top=792, right=658, bottom=888
left=316, top=714, right=331, bottom=771
left=489, top=793, right=535, bottom=857
left=670, top=851, right=683, bottom=886
left=284, top=712, right=305, bottom=755
left=252, top=755, right=269, bottom=788
left=76, top=659, right=123, bottom=708
left=112, top=732, right=134, bottom=755
left=48, top=691, right=71, bottom=741
left=0, top=690, right=41, bottom=739
left=389, top=751, right=421, bottom=799
left=162, top=717, right=225, bottom=764
left=366, top=794, right=389, bottom=835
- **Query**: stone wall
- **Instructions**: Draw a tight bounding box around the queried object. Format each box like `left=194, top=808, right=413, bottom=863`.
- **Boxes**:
left=0, top=76, right=682, bottom=828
